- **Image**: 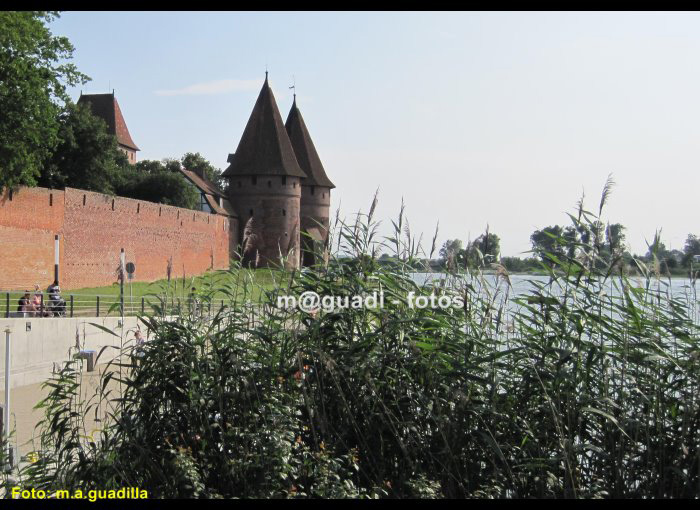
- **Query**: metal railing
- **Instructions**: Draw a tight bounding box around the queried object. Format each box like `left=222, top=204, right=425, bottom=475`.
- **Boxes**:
left=1, top=291, right=233, bottom=319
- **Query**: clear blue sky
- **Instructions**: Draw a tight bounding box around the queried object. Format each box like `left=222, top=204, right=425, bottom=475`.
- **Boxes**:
left=52, top=11, right=700, bottom=257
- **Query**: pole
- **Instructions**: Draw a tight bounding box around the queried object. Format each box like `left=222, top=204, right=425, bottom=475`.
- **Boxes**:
left=54, top=234, right=60, bottom=285
left=120, top=249, right=125, bottom=318
left=3, top=328, right=10, bottom=466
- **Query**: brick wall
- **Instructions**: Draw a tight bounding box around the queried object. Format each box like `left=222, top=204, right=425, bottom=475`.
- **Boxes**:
left=0, top=186, right=238, bottom=290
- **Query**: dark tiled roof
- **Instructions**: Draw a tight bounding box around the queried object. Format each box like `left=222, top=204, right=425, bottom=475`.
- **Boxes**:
left=77, top=93, right=140, bottom=151
left=179, top=167, right=225, bottom=199
left=222, top=77, right=306, bottom=179
left=285, top=98, right=335, bottom=189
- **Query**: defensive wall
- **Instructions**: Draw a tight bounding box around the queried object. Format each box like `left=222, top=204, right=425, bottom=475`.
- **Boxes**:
left=0, top=186, right=238, bottom=290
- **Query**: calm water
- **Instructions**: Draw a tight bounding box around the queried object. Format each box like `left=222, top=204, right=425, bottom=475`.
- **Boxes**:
left=412, top=272, right=699, bottom=303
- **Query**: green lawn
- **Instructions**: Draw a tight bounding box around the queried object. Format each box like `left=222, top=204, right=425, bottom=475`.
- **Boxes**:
left=1, top=268, right=285, bottom=318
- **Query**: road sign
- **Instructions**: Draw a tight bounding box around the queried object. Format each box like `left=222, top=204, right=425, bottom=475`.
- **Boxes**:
left=126, top=262, right=135, bottom=280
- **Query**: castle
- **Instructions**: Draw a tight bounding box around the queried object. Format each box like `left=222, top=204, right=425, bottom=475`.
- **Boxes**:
left=82, top=75, right=336, bottom=271
left=223, top=73, right=335, bottom=269
left=0, top=75, right=333, bottom=291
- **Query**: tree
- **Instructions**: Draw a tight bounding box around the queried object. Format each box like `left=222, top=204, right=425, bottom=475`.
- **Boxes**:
left=473, top=232, right=500, bottom=263
left=562, top=226, right=579, bottom=259
left=439, top=239, right=463, bottom=262
left=118, top=159, right=198, bottom=209
left=181, top=152, right=225, bottom=191
left=38, top=101, right=129, bottom=193
left=530, top=225, right=565, bottom=264
left=462, top=231, right=501, bottom=268
left=0, top=12, right=88, bottom=191
left=682, top=234, right=700, bottom=267
left=606, top=223, right=626, bottom=257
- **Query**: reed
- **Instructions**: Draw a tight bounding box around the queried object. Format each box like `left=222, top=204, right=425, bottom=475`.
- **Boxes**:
left=2, top=184, right=698, bottom=498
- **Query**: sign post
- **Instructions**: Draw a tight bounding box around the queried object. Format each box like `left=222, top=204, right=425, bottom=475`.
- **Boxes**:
left=120, top=249, right=125, bottom=318
left=126, top=262, right=135, bottom=314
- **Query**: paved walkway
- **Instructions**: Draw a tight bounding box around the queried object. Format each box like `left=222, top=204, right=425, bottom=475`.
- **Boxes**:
left=2, top=365, right=118, bottom=457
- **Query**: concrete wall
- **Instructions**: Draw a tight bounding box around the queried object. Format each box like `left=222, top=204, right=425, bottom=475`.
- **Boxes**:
left=0, top=186, right=238, bottom=290
left=0, top=316, right=141, bottom=389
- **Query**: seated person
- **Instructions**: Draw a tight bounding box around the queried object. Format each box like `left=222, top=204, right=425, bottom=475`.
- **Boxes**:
left=32, top=284, right=43, bottom=313
left=17, top=292, right=32, bottom=314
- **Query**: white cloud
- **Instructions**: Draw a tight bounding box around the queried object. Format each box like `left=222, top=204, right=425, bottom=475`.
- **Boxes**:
left=155, top=78, right=261, bottom=96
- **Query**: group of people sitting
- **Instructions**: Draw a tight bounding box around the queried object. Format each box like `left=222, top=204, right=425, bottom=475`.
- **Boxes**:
left=17, top=281, right=66, bottom=317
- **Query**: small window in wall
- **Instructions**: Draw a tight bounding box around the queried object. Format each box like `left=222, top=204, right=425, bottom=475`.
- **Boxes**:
left=8, top=189, right=12, bottom=201
left=311, top=186, right=315, bottom=195
left=282, top=176, right=287, bottom=185
left=323, top=193, right=326, bottom=198
left=137, top=203, right=140, bottom=213
left=111, top=199, right=115, bottom=211
left=252, top=177, right=257, bottom=185
left=159, top=207, right=162, bottom=216
left=83, top=194, right=86, bottom=206
left=238, top=181, right=242, bottom=188
left=282, top=209, right=286, bottom=216
left=268, top=180, right=272, bottom=188
left=49, top=194, right=53, bottom=206
left=249, top=209, right=254, bottom=216
left=293, top=182, right=296, bottom=188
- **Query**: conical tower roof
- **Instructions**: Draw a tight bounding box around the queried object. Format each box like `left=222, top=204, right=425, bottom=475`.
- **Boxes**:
left=223, top=76, right=306, bottom=179
left=285, top=97, right=335, bottom=189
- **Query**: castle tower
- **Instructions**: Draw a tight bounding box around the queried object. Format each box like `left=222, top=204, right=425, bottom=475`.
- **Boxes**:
left=222, top=75, right=307, bottom=268
left=77, top=92, right=140, bottom=164
left=285, top=96, right=335, bottom=267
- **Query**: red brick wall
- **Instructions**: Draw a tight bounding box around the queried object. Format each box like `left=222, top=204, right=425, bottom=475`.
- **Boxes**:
left=0, top=186, right=238, bottom=290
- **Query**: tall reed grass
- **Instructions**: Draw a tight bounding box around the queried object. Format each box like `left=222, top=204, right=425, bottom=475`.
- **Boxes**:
left=1, top=183, right=698, bottom=498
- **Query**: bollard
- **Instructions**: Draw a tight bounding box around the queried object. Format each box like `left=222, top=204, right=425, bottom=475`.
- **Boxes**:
left=96, top=296, right=100, bottom=317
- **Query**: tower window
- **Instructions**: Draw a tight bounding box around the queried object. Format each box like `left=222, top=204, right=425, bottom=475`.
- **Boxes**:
left=293, top=182, right=296, bottom=188
left=252, top=177, right=257, bottom=185
left=311, top=186, right=315, bottom=195
left=282, top=209, right=286, bottom=216
left=282, top=176, right=287, bottom=185
left=268, top=180, right=272, bottom=188
left=249, top=209, right=254, bottom=216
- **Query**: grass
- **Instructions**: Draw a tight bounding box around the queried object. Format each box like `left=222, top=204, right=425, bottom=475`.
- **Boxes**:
left=0, top=269, right=282, bottom=317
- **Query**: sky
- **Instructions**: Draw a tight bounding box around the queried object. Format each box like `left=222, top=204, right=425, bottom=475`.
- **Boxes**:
left=52, top=11, right=700, bottom=258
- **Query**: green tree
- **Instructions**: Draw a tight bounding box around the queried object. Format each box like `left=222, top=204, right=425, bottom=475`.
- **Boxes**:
left=682, top=234, right=700, bottom=267
left=181, top=152, right=225, bottom=191
left=606, top=223, right=626, bottom=257
left=117, top=168, right=199, bottom=210
left=0, top=11, right=88, bottom=191
left=530, top=225, right=566, bottom=264
left=38, top=102, right=129, bottom=193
